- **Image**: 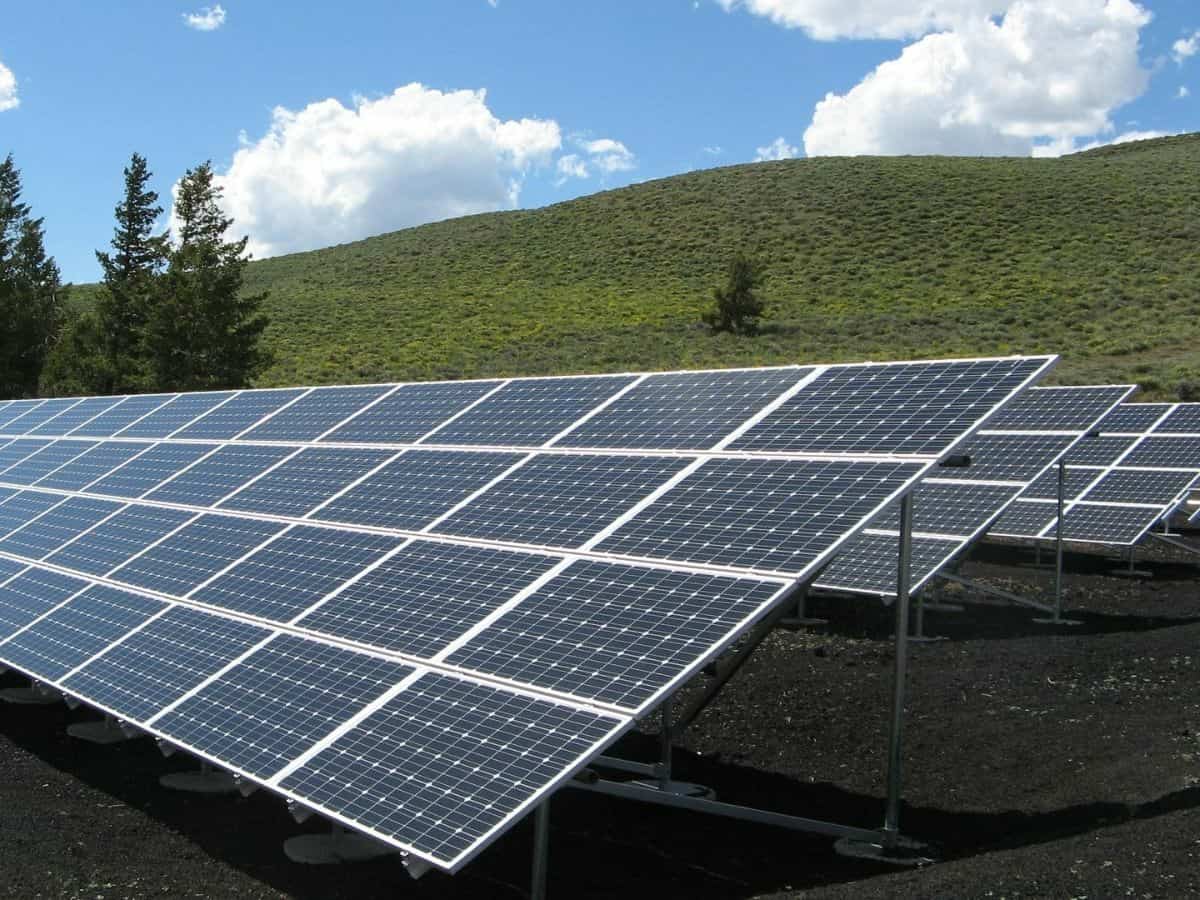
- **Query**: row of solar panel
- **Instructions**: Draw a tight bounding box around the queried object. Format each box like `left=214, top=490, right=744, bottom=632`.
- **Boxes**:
left=0, top=357, right=1052, bottom=456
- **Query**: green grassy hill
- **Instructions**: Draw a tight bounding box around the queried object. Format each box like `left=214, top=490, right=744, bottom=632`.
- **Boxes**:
left=118, top=133, right=1200, bottom=393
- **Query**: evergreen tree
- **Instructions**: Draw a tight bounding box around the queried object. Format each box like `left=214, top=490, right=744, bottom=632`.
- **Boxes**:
left=703, top=253, right=767, bottom=336
left=146, top=161, right=270, bottom=390
left=94, top=153, right=169, bottom=392
left=40, top=310, right=111, bottom=397
left=0, top=154, right=66, bottom=398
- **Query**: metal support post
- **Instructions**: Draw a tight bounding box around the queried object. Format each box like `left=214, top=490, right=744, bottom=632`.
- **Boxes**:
left=1034, top=460, right=1081, bottom=625
left=882, top=492, right=913, bottom=845
left=531, top=800, right=550, bottom=900
left=658, top=698, right=672, bottom=790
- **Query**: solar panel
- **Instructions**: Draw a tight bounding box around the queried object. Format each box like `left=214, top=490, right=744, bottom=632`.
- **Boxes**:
left=1079, top=469, right=1198, bottom=505
left=0, top=496, right=122, bottom=560
left=71, top=394, right=176, bottom=437
left=28, top=396, right=122, bottom=436
left=1095, top=403, right=1170, bottom=433
left=1120, top=437, right=1200, bottom=469
left=218, top=447, right=396, bottom=517
left=0, top=491, right=68, bottom=539
left=117, top=392, right=236, bottom=438
left=1155, top=405, right=1200, bottom=434
left=3, top=399, right=78, bottom=434
left=929, top=433, right=1077, bottom=482
left=3, top=440, right=97, bottom=484
left=816, top=533, right=962, bottom=597
left=89, top=443, right=218, bottom=498
left=171, top=388, right=308, bottom=440
left=34, top=441, right=153, bottom=491
left=1047, top=503, right=1160, bottom=545
left=322, top=380, right=502, bottom=444
left=989, top=500, right=1059, bottom=538
left=0, top=400, right=41, bottom=430
left=241, top=385, right=393, bottom=442
left=45, top=505, right=196, bottom=576
left=0, top=438, right=51, bottom=473
left=0, top=567, right=87, bottom=640
left=143, top=444, right=297, bottom=506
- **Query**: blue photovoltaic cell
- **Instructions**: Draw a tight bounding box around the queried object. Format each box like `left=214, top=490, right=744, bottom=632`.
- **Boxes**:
left=144, top=444, right=296, bottom=506
left=0, top=401, right=42, bottom=429
left=295, top=540, right=561, bottom=658
left=0, top=496, right=122, bottom=560
left=984, top=386, right=1133, bottom=432
left=0, top=492, right=67, bottom=539
left=732, top=358, right=1049, bottom=455
left=111, top=514, right=285, bottom=596
left=597, top=457, right=925, bottom=573
left=871, top=481, right=1017, bottom=534
left=1097, top=403, right=1171, bottom=433
left=448, top=561, right=786, bottom=709
left=45, top=505, right=195, bottom=576
left=171, top=388, right=307, bottom=440
left=1077, top=469, right=1199, bottom=505
left=2, top=440, right=97, bottom=484
left=117, top=392, right=236, bottom=438
left=152, top=634, right=412, bottom=779
left=88, top=443, right=218, bottom=498
left=0, top=556, right=27, bottom=585
left=63, top=606, right=271, bottom=721
left=1048, top=503, right=1158, bottom=545
left=0, top=438, right=52, bottom=473
left=241, top=385, right=394, bottom=442
left=426, top=375, right=636, bottom=446
left=0, top=568, right=89, bottom=640
left=193, top=525, right=403, bottom=622
left=29, top=396, right=123, bottom=436
left=323, top=380, right=502, bottom=444
left=558, top=368, right=808, bottom=450
left=73, top=394, right=174, bottom=437
left=0, top=584, right=165, bottom=681
left=0, top=486, right=16, bottom=508
left=816, top=533, right=962, bottom=596
left=988, top=500, right=1058, bottom=537
left=1121, top=437, right=1200, bottom=469
left=316, top=449, right=524, bottom=531
left=1065, top=435, right=1138, bottom=466
left=218, top=447, right=395, bottom=517
left=1021, top=467, right=1101, bottom=502
left=280, top=672, right=619, bottom=866
left=433, top=453, right=690, bottom=548
left=1156, top=405, right=1200, bottom=434
left=2, top=399, right=79, bottom=434
left=34, top=442, right=153, bottom=491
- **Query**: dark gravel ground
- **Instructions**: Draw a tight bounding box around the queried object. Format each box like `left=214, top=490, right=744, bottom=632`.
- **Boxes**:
left=2, top=533, right=1198, bottom=899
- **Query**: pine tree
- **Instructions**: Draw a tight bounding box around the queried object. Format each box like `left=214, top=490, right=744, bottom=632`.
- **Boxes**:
left=703, top=253, right=767, bottom=336
left=0, top=154, right=66, bottom=398
left=146, top=161, right=270, bottom=391
left=94, top=153, right=170, bottom=392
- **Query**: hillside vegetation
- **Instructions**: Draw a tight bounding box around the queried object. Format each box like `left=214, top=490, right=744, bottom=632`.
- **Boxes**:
left=97, top=133, right=1200, bottom=394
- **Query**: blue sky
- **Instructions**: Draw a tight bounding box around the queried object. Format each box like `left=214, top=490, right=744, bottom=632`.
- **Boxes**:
left=1, top=0, right=1197, bottom=283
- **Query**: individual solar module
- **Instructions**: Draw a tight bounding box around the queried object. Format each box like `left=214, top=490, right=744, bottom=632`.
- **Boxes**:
left=931, top=433, right=1076, bottom=482
left=1065, top=435, right=1138, bottom=465
left=171, top=388, right=307, bottom=440
left=117, top=391, right=235, bottom=438
left=315, top=449, right=524, bottom=531
left=88, top=442, right=218, bottom=498
left=0, top=555, right=27, bottom=585
left=0, top=438, right=52, bottom=473
left=0, top=583, right=165, bottom=681
left=815, top=533, right=963, bottom=597
left=240, top=384, right=394, bottom=442
left=1022, top=467, right=1101, bottom=501
left=731, top=358, right=1052, bottom=455
left=218, top=447, right=395, bottom=517
left=62, top=606, right=271, bottom=721
left=193, top=525, right=403, bottom=622
left=0, top=492, right=67, bottom=539
left=151, top=634, right=413, bottom=779
left=1078, top=469, right=1199, bottom=505
left=984, top=385, right=1134, bottom=432
left=323, top=380, right=502, bottom=444
left=870, top=481, right=1017, bottom=535
left=1048, top=503, right=1159, bottom=545
left=110, top=514, right=285, bottom=596
left=556, top=368, right=809, bottom=450
left=0, top=496, right=122, bottom=560
left=1155, top=404, right=1200, bottom=434
left=279, top=672, right=619, bottom=867
left=28, top=396, right=122, bottom=436
left=295, top=540, right=561, bottom=658
left=34, top=441, right=152, bottom=491
left=45, top=505, right=195, bottom=576
left=0, top=400, right=42, bottom=430
left=144, top=444, right=297, bottom=507
left=433, top=453, right=691, bottom=548
left=447, top=561, right=787, bottom=709
left=72, top=394, right=174, bottom=437
left=989, top=501, right=1059, bottom=538
left=0, top=568, right=87, bottom=640
left=1, top=439, right=97, bottom=484
left=1096, top=403, right=1171, bottom=433
left=1, top=398, right=79, bottom=435
left=1120, top=437, right=1200, bottom=469
left=597, top=457, right=925, bottom=574
left=426, top=375, right=636, bottom=446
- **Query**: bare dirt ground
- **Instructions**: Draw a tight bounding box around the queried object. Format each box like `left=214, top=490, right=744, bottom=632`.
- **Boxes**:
left=2, top=533, right=1198, bottom=899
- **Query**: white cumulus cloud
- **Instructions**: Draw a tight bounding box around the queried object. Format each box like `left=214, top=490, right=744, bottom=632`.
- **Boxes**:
left=0, top=60, right=17, bottom=112
left=183, top=4, right=227, bottom=31
left=1035, top=128, right=1175, bottom=157
left=208, top=84, right=562, bottom=258
left=1175, top=31, right=1200, bottom=64
left=802, top=0, right=1152, bottom=157
left=1179, top=85, right=1191, bottom=99
left=716, top=0, right=1005, bottom=40
left=755, top=137, right=800, bottom=160
left=554, top=136, right=636, bottom=183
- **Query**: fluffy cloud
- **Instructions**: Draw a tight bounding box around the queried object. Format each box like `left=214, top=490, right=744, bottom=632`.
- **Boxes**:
left=0, top=60, right=17, bottom=112
left=1174, top=31, right=1200, bottom=64
left=755, top=137, right=800, bottom=160
left=183, top=5, right=227, bottom=31
left=211, top=84, right=562, bottom=258
left=802, top=0, right=1152, bottom=157
left=1179, top=86, right=1191, bottom=100
left=554, top=137, right=636, bottom=183
left=1034, top=128, right=1174, bottom=157
left=716, top=0, right=1005, bottom=40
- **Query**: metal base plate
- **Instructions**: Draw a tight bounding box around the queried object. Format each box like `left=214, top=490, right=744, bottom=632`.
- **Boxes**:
left=908, top=634, right=949, bottom=644
left=834, top=834, right=934, bottom=866
left=0, top=687, right=58, bottom=705
left=1031, top=616, right=1083, bottom=626
left=630, top=779, right=716, bottom=799
left=160, top=770, right=239, bottom=794
left=283, top=832, right=396, bottom=865
left=67, top=720, right=131, bottom=745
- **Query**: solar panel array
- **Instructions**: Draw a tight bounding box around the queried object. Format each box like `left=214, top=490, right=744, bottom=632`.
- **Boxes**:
left=991, top=402, right=1200, bottom=545
left=0, top=356, right=1054, bottom=872
left=816, top=385, right=1135, bottom=596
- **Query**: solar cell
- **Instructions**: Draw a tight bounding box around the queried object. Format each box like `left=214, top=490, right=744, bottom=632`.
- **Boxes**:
left=984, top=385, right=1134, bottom=432
left=45, top=505, right=195, bottom=576
left=63, top=606, right=271, bottom=721
left=34, top=441, right=153, bottom=491
left=1155, top=404, right=1200, bottom=434
left=278, top=672, right=619, bottom=868
left=295, top=540, right=561, bottom=657
left=88, top=443, right=218, bottom=498
left=2, top=440, right=98, bottom=484
left=816, top=533, right=962, bottom=597
left=0, top=583, right=165, bottom=681
left=171, top=389, right=308, bottom=440
left=988, top=500, right=1058, bottom=538
left=426, top=375, right=636, bottom=447
left=241, top=385, right=394, bottom=442
left=110, top=514, right=285, bottom=596
left=0, top=492, right=68, bottom=539
left=447, top=560, right=786, bottom=709
left=0, top=568, right=87, bottom=640
left=1077, top=469, right=1199, bottom=505
left=433, top=453, right=691, bottom=548
left=1120, top=437, right=1200, bottom=469
left=1049, top=503, right=1160, bottom=545
left=0, top=400, right=42, bottom=430
left=0, top=438, right=52, bottom=473
left=932, top=433, right=1076, bottom=483
left=0, top=496, right=122, bottom=560
left=117, top=392, right=235, bottom=438
left=596, top=457, right=925, bottom=573
left=1065, top=435, right=1138, bottom=466
left=193, top=525, right=403, bottom=621
left=3, top=399, right=79, bottom=434
left=0, top=556, right=26, bottom=585
left=315, top=449, right=524, bottom=531
left=556, top=368, right=809, bottom=450
left=323, top=380, right=502, bottom=444
left=150, top=634, right=412, bottom=779
left=72, top=394, right=175, bottom=437
left=218, top=447, right=395, bottom=517
left=144, top=444, right=297, bottom=506
left=29, top=396, right=122, bottom=436
left=1022, top=467, right=1101, bottom=501
left=1097, top=403, right=1171, bottom=433
left=871, top=481, right=1016, bottom=535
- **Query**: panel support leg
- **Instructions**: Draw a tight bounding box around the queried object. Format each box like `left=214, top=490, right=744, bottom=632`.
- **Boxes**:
left=160, top=760, right=239, bottom=794
left=0, top=680, right=59, bottom=705
left=632, top=697, right=713, bottom=798
left=283, top=822, right=395, bottom=865
left=67, top=713, right=134, bottom=745
left=1034, top=460, right=1081, bottom=626
left=531, top=800, right=550, bottom=900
